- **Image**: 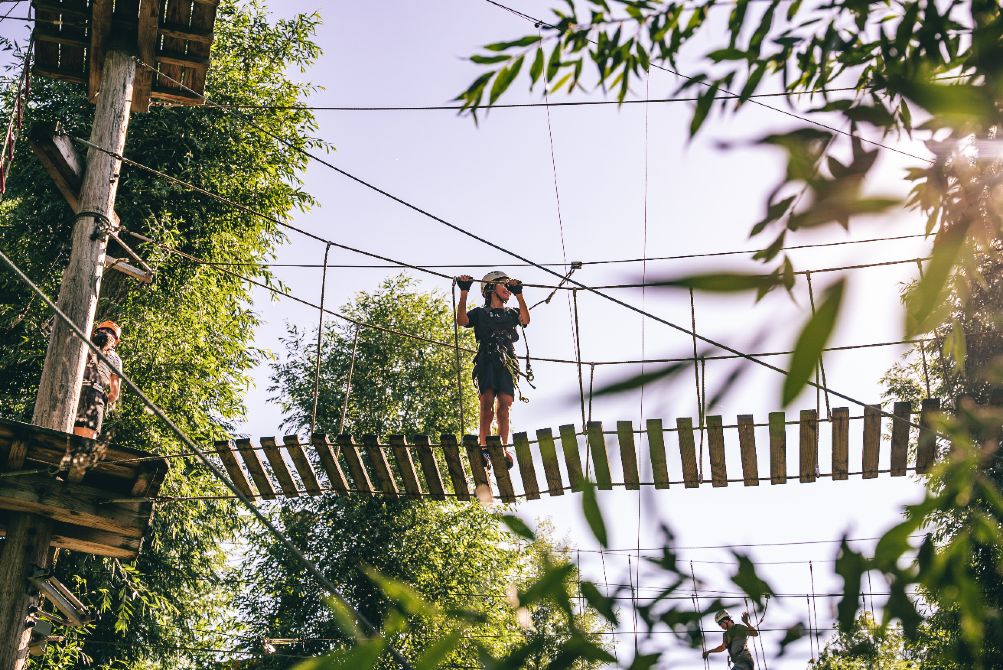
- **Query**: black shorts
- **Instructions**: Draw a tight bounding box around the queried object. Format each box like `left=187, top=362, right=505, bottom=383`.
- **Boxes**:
left=74, top=387, right=107, bottom=435
left=474, top=359, right=515, bottom=397
left=731, top=652, right=755, bottom=670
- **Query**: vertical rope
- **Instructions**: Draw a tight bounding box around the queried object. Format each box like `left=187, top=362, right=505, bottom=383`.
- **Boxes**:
left=690, top=561, right=710, bottom=670
left=915, top=260, right=933, bottom=398
left=689, top=288, right=706, bottom=480
left=308, top=243, right=331, bottom=438
left=806, top=592, right=817, bottom=662
left=337, top=326, right=359, bottom=435
left=810, top=561, right=823, bottom=659
left=805, top=272, right=832, bottom=418
left=866, top=566, right=876, bottom=621
left=743, top=597, right=765, bottom=670
left=572, top=289, right=587, bottom=429
left=450, top=281, right=467, bottom=434
left=628, top=554, right=639, bottom=655
left=599, top=548, right=619, bottom=665
left=588, top=363, right=596, bottom=424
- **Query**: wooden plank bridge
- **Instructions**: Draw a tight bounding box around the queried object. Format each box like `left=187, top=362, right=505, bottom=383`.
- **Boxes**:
left=215, top=399, right=943, bottom=503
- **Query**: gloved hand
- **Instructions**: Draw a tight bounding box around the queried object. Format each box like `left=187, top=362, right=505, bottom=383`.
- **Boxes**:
left=507, top=279, right=523, bottom=295
left=702, top=651, right=709, bottom=660
left=456, top=275, right=474, bottom=291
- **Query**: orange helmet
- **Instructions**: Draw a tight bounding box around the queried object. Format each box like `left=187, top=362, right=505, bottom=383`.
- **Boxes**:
left=95, top=320, right=122, bottom=344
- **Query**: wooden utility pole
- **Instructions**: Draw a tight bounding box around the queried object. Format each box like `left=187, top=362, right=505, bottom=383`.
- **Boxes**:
left=0, top=48, right=135, bottom=670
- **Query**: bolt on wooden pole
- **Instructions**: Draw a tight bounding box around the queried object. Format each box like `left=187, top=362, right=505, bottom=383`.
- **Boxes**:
left=0, top=49, right=135, bottom=670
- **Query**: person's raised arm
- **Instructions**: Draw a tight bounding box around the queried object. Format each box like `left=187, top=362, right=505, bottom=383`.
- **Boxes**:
left=456, top=275, right=473, bottom=327
left=508, top=280, right=530, bottom=327
left=108, top=374, right=121, bottom=405
left=741, top=612, right=759, bottom=637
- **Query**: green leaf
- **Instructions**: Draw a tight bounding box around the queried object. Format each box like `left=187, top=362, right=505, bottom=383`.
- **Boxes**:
left=782, top=278, right=844, bottom=405
left=833, top=539, right=867, bottom=631
left=777, top=623, right=806, bottom=654
left=653, top=272, right=779, bottom=293
left=707, top=47, right=747, bottom=62
left=690, top=84, right=720, bottom=136
left=738, top=63, right=766, bottom=105
left=500, top=514, right=536, bottom=540
left=593, top=361, right=688, bottom=397
left=322, top=596, right=363, bottom=641
left=489, top=55, right=525, bottom=105
left=414, top=630, right=464, bottom=670
left=580, top=581, right=619, bottom=624
left=547, top=40, right=563, bottom=81
left=365, top=568, right=438, bottom=618
left=731, top=553, right=774, bottom=606
left=906, top=223, right=969, bottom=337
left=483, top=35, right=542, bottom=52
left=529, top=47, right=544, bottom=85
left=471, top=54, right=512, bottom=64
left=581, top=481, right=608, bottom=547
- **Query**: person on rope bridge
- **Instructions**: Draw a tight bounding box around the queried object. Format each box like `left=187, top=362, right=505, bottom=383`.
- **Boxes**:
left=703, top=609, right=760, bottom=669
left=455, top=270, right=530, bottom=469
left=72, top=320, right=123, bottom=441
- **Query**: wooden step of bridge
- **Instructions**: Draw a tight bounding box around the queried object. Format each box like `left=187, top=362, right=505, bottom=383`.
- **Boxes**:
left=218, top=398, right=943, bottom=503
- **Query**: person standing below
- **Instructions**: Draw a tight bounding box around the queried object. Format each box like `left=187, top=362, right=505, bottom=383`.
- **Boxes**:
left=455, top=271, right=530, bottom=467
left=72, top=320, right=123, bottom=441
left=704, top=610, right=760, bottom=669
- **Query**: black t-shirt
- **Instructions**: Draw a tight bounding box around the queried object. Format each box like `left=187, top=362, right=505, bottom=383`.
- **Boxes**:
left=465, top=306, right=520, bottom=363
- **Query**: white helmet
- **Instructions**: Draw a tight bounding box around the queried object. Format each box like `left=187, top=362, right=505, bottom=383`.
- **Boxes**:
left=481, top=270, right=510, bottom=297
left=714, top=610, right=733, bottom=624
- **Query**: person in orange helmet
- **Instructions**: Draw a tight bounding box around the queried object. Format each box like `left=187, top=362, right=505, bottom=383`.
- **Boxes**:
left=72, top=320, right=123, bottom=440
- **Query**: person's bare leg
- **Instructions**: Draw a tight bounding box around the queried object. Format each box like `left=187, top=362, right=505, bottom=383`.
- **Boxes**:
left=479, top=391, right=495, bottom=446
left=496, top=393, right=514, bottom=445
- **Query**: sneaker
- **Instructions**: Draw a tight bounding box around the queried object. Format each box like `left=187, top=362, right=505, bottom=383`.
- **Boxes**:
left=504, top=450, right=514, bottom=470
left=481, top=449, right=492, bottom=470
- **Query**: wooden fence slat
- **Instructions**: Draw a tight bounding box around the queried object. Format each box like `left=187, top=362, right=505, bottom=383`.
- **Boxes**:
left=235, top=438, right=276, bottom=500
left=831, top=408, right=850, bottom=481
left=336, top=435, right=374, bottom=496
left=617, top=421, right=640, bottom=490
left=586, top=422, right=613, bottom=490
left=537, top=428, right=565, bottom=497
left=412, top=434, right=445, bottom=500
left=513, top=432, right=541, bottom=500
left=213, top=440, right=255, bottom=499
left=677, top=417, right=699, bottom=488
left=707, top=416, right=727, bottom=487
left=260, top=437, right=298, bottom=497
left=462, top=434, right=493, bottom=501
left=285, top=434, right=322, bottom=495
left=559, top=425, right=585, bottom=491
left=389, top=435, right=422, bottom=499
left=737, top=415, right=759, bottom=486
left=890, top=401, right=912, bottom=477
left=646, top=419, right=670, bottom=489
left=439, top=434, right=470, bottom=501
left=486, top=436, right=516, bottom=503
left=363, top=434, right=399, bottom=499
left=310, top=434, right=348, bottom=495
left=768, top=412, right=786, bottom=485
left=862, top=405, right=881, bottom=479
left=799, top=410, right=818, bottom=483
left=916, top=399, right=940, bottom=474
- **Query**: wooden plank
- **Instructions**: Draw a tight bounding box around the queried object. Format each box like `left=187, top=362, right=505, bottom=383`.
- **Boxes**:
left=156, top=51, right=210, bottom=69
left=362, top=434, right=399, bottom=499
left=767, top=412, right=786, bottom=484
left=412, top=434, right=445, bottom=500
left=285, top=435, right=322, bottom=495
left=677, top=417, right=699, bottom=488
left=737, top=415, right=759, bottom=486
left=132, top=0, right=161, bottom=112
left=536, top=428, right=565, bottom=497
left=56, top=0, right=87, bottom=79
left=462, top=434, right=493, bottom=501
left=31, top=1, right=89, bottom=18
left=0, top=474, right=148, bottom=537
left=88, top=0, right=113, bottom=101
left=5, top=440, right=28, bottom=471
left=831, top=407, right=850, bottom=481
left=260, top=437, right=298, bottom=497
left=33, top=27, right=88, bottom=49
left=486, top=436, right=516, bottom=503
left=149, top=86, right=204, bottom=105
left=799, top=410, right=818, bottom=483
left=862, top=405, right=881, bottom=479
left=916, top=399, right=940, bottom=474
left=129, top=463, right=162, bottom=497
left=558, top=424, right=585, bottom=491
left=31, top=66, right=86, bottom=85
left=48, top=523, right=142, bottom=559
left=646, top=419, right=670, bottom=489
left=389, top=435, right=422, bottom=499
left=616, top=421, right=640, bottom=490
left=159, top=23, right=214, bottom=44
left=439, top=434, right=470, bottom=501
left=186, top=0, right=218, bottom=95
left=310, top=434, right=348, bottom=495
left=156, top=0, right=192, bottom=102
left=335, top=435, right=374, bottom=496
left=585, top=422, right=613, bottom=490
left=34, top=1, right=61, bottom=90
left=890, top=401, right=912, bottom=477
left=235, top=438, right=276, bottom=500
left=512, top=431, right=541, bottom=500
left=707, top=415, right=727, bottom=487
left=212, top=440, right=254, bottom=499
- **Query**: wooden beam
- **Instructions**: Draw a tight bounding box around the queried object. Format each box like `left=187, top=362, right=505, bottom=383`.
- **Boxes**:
left=259, top=437, right=298, bottom=497
left=131, top=0, right=161, bottom=112
left=212, top=440, right=254, bottom=499
left=186, top=0, right=217, bottom=95
left=677, top=417, right=699, bottom=488
left=411, top=434, right=445, bottom=501
left=585, top=422, right=612, bottom=490
left=309, top=434, right=348, bottom=495
left=862, top=404, right=881, bottom=479
left=150, top=87, right=204, bottom=105
left=616, top=421, right=640, bottom=490
left=462, top=434, right=492, bottom=501
left=159, top=23, right=214, bottom=44
left=234, top=438, right=275, bottom=500
left=536, top=428, right=565, bottom=497
left=31, top=66, right=86, bottom=85
left=558, top=424, right=585, bottom=491
left=485, top=436, right=516, bottom=503
left=33, top=27, right=88, bottom=49
left=512, top=432, right=540, bottom=501
left=156, top=51, right=210, bottom=69
left=31, top=1, right=89, bottom=18
left=768, top=412, right=787, bottom=484
left=335, top=435, right=374, bottom=497
left=890, top=401, right=911, bottom=477
left=0, top=474, right=147, bottom=537
left=737, top=415, right=759, bottom=486
left=707, top=415, right=727, bottom=487
left=831, top=407, right=850, bottom=480
left=916, top=399, right=940, bottom=474
left=799, top=410, right=818, bottom=483
left=646, top=419, right=670, bottom=489
left=285, top=435, right=322, bottom=495
left=439, top=434, right=470, bottom=501
left=88, top=0, right=113, bottom=102
left=49, top=524, right=141, bottom=558
left=389, top=435, right=422, bottom=499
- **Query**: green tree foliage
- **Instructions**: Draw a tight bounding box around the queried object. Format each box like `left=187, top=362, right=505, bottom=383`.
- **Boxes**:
left=811, top=613, right=918, bottom=670
left=240, top=277, right=604, bottom=668
left=0, top=2, right=323, bottom=667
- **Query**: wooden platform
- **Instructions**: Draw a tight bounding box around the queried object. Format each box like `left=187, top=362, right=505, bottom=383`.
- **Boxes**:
left=0, top=417, right=167, bottom=558
left=216, top=398, right=943, bottom=503
left=31, top=0, right=219, bottom=112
